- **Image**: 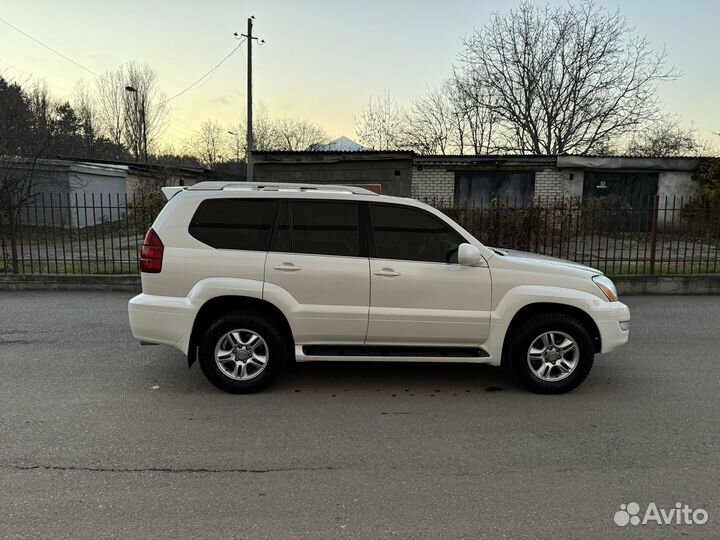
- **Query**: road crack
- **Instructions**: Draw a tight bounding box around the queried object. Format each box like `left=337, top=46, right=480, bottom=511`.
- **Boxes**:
left=1, top=463, right=336, bottom=474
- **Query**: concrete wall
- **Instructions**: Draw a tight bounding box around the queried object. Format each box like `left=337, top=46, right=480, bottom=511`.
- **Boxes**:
left=657, top=171, right=696, bottom=202
left=561, top=170, right=584, bottom=198
left=254, top=153, right=413, bottom=197
left=411, top=166, right=455, bottom=203
left=69, top=170, right=127, bottom=227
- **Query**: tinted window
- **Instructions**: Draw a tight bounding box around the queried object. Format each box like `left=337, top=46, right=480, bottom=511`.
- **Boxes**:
left=271, top=201, right=360, bottom=257
left=370, top=204, right=464, bottom=263
left=189, top=199, right=276, bottom=250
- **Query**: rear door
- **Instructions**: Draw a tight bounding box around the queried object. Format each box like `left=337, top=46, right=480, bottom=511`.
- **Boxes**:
left=263, top=200, right=370, bottom=345
left=366, top=203, right=491, bottom=346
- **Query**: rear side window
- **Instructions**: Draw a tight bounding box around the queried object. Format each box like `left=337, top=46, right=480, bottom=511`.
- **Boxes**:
left=189, top=199, right=276, bottom=250
left=370, top=204, right=464, bottom=263
left=271, top=201, right=360, bottom=257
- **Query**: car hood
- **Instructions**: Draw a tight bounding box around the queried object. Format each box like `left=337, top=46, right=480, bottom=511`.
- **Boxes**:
left=488, top=247, right=602, bottom=275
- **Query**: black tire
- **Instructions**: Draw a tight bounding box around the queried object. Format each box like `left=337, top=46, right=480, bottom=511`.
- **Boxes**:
left=198, top=311, right=289, bottom=394
left=506, top=313, right=594, bottom=394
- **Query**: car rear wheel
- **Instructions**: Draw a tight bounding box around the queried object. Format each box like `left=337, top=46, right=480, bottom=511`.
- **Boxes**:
left=199, top=312, right=288, bottom=393
left=507, top=313, right=594, bottom=394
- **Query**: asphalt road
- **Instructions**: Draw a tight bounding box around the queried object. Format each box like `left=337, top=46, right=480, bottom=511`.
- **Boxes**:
left=0, top=292, right=718, bottom=539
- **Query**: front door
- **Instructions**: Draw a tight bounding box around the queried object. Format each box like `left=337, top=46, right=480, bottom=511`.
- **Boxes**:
left=365, top=203, right=492, bottom=346
left=263, top=200, right=370, bottom=345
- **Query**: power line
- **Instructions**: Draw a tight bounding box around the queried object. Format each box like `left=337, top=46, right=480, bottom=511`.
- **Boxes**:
left=0, top=15, right=239, bottom=140
left=0, top=59, right=72, bottom=94
left=0, top=15, right=103, bottom=79
left=163, top=38, right=246, bottom=104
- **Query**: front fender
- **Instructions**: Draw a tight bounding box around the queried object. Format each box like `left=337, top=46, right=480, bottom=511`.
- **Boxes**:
left=481, top=285, right=610, bottom=363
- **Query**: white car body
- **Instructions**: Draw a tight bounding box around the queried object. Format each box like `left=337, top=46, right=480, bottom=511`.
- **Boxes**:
left=129, top=182, right=629, bottom=385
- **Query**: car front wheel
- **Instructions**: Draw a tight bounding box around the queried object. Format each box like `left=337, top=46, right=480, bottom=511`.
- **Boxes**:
left=507, top=313, right=594, bottom=394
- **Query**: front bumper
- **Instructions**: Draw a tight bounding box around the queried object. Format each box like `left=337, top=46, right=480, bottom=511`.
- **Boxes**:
left=594, top=300, right=630, bottom=353
left=128, top=294, right=197, bottom=354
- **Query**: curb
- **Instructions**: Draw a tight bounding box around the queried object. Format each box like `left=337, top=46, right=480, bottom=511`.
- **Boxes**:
left=0, top=274, right=141, bottom=292
left=612, top=274, right=720, bottom=296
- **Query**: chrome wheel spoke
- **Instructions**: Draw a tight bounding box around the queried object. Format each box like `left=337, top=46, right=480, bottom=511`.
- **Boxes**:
left=244, top=334, right=260, bottom=349
left=540, top=363, right=552, bottom=379
left=527, top=331, right=579, bottom=382
left=249, top=354, right=266, bottom=367
left=558, top=338, right=576, bottom=354
left=557, top=360, right=572, bottom=374
left=214, top=329, right=269, bottom=381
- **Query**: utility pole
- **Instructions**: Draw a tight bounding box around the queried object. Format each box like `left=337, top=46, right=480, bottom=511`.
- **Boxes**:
left=245, top=17, right=253, bottom=182
left=240, top=16, right=263, bottom=182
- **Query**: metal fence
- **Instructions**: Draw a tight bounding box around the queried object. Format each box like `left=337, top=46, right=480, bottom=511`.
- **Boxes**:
left=1, top=192, right=719, bottom=276
left=1, top=192, right=161, bottom=275
left=431, top=195, right=720, bottom=275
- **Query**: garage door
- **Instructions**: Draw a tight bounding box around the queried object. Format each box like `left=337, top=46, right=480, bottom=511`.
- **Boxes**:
left=583, top=172, right=658, bottom=231
left=455, top=171, right=535, bottom=208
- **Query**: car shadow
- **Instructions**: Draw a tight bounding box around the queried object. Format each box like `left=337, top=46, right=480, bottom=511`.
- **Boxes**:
left=271, top=360, right=517, bottom=394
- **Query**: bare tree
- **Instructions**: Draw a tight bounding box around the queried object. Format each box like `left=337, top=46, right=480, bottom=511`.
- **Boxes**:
left=95, top=63, right=168, bottom=162
left=355, top=92, right=404, bottom=150
left=72, top=81, right=100, bottom=157
left=626, top=118, right=703, bottom=157
left=457, top=0, right=676, bottom=155
left=96, top=69, right=126, bottom=148
left=450, top=72, right=497, bottom=155
left=122, top=62, right=168, bottom=162
left=231, top=105, right=280, bottom=155
left=401, top=86, right=453, bottom=155
left=272, top=117, right=327, bottom=151
left=190, top=120, right=227, bottom=168
left=232, top=110, right=327, bottom=153
left=250, top=106, right=279, bottom=152
left=27, top=80, right=54, bottom=142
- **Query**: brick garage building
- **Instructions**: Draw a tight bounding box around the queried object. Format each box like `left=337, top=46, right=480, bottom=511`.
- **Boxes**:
left=412, top=154, right=701, bottom=206
left=253, top=150, right=702, bottom=206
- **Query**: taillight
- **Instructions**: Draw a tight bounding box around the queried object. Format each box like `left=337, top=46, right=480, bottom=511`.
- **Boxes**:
left=140, top=228, right=164, bottom=273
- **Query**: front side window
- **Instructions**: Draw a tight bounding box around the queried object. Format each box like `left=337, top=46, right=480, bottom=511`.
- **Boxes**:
left=271, top=200, right=360, bottom=257
left=370, top=204, right=464, bottom=263
left=188, top=198, right=276, bottom=250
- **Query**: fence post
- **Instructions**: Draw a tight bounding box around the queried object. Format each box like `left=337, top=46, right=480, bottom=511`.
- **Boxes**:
left=649, top=194, right=660, bottom=275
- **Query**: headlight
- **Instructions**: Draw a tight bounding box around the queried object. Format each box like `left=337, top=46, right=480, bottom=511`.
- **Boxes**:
left=592, top=275, right=618, bottom=301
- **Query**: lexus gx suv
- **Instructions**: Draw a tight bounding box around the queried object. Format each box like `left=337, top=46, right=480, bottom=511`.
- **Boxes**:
left=128, top=182, right=630, bottom=394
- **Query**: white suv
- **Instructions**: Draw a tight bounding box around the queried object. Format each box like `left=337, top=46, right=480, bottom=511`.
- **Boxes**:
left=128, top=182, right=630, bottom=394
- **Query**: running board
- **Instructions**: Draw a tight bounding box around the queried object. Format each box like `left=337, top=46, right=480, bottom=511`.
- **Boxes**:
left=302, top=345, right=489, bottom=358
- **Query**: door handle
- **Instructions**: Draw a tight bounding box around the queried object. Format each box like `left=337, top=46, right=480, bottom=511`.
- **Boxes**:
left=273, top=262, right=301, bottom=272
left=374, top=268, right=400, bottom=277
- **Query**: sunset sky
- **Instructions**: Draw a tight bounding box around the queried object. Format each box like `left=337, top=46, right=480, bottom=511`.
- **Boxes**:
left=1, top=0, right=718, bottom=150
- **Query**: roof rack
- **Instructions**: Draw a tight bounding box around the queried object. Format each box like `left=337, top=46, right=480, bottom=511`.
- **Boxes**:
left=187, top=181, right=379, bottom=195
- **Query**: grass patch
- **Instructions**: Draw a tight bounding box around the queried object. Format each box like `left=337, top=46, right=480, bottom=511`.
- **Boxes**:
left=2, top=261, right=139, bottom=275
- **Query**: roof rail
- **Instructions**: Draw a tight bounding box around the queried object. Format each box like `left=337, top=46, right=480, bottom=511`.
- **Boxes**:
left=187, top=181, right=379, bottom=195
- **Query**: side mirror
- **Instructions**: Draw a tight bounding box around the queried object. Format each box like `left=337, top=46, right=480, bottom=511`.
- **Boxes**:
left=458, top=243, right=483, bottom=266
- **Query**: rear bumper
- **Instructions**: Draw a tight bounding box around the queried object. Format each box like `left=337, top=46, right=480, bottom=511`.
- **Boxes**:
left=128, top=294, right=197, bottom=354
left=594, top=301, right=630, bottom=353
